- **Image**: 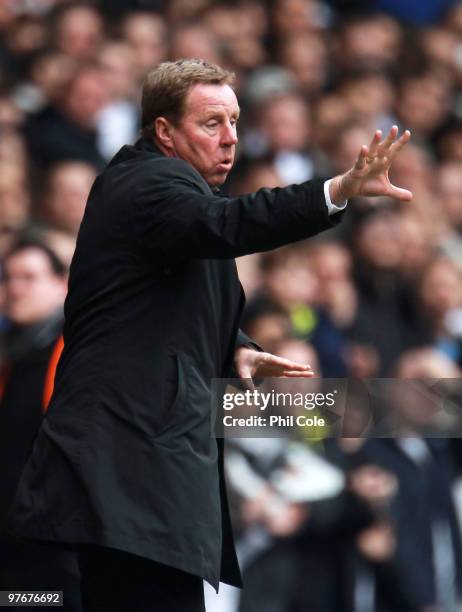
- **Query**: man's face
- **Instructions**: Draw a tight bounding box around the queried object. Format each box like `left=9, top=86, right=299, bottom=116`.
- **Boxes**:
left=170, top=83, right=239, bottom=187
left=3, top=247, right=67, bottom=325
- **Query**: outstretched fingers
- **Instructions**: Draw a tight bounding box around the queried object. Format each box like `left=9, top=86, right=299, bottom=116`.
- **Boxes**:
left=360, top=127, right=410, bottom=166
left=367, top=130, right=382, bottom=158
left=257, top=353, right=315, bottom=378
left=388, top=129, right=411, bottom=160
left=355, top=145, right=369, bottom=170
left=377, top=125, right=399, bottom=158
left=348, top=126, right=412, bottom=200
left=261, top=353, right=312, bottom=372
left=279, top=370, right=315, bottom=378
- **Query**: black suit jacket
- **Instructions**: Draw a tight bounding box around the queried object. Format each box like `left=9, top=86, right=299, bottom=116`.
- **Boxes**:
left=9, top=137, right=341, bottom=589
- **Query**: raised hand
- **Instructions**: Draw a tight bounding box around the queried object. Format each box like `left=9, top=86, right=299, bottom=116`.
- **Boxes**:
left=330, top=126, right=412, bottom=203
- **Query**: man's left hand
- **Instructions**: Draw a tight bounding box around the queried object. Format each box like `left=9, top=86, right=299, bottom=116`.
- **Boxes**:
left=234, top=346, right=314, bottom=379
left=329, top=125, right=412, bottom=203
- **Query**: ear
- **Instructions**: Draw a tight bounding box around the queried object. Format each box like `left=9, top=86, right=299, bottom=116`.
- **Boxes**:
left=154, top=117, right=175, bottom=152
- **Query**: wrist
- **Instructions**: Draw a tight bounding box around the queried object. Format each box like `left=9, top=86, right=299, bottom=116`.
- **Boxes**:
left=329, top=174, right=350, bottom=204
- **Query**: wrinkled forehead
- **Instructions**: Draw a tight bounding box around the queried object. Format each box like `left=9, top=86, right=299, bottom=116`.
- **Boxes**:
left=183, top=83, right=240, bottom=118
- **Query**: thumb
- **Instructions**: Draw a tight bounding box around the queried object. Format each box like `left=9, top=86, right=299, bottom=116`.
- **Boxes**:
left=354, top=145, right=369, bottom=171
left=388, top=184, right=413, bottom=202
left=236, top=364, right=256, bottom=392
left=236, top=362, right=254, bottom=380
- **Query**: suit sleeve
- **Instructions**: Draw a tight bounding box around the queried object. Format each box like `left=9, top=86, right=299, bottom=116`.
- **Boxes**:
left=131, top=157, right=343, bottom=261
left=235, top=329, right=262, bottom=353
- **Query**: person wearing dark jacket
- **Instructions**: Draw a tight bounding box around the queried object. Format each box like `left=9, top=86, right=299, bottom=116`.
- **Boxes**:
left=9, top=59, right=412, bottom=612
left=0, top=238, right=82, bottom=612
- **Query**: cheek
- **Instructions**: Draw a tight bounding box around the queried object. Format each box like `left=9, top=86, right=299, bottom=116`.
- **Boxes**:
left=182, top=129, right=217, bottom=156
left=173, top=131, right=221, bottom=175
left=192, top=140, right=218, bottom=165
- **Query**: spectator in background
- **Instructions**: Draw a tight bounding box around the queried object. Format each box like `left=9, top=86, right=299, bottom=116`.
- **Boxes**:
left=235, top=255, right=263, bottom=301
left=0, top=133, right=28, bottom=179
left=337, top=71, right=396, bottom=133
left=435, top=119, right=462, bottom=163
left=335, top=13, right=403, bottom=73
left=311, top=93, right=353, bottom=160
left=41, top=161, right=98, bottom=239
left=348, top=207, right=419, bottom=374
left=120, top=11, right=167, bottom=80
left=272, top=0, right=330, bottom=36
left=309, top=241, right=358, bottom=331
left=415, top=256, right=462, bottom=364
left=8, top=14, right=48, bottom=56
left=277, top=32, right=328, bottom=98
left=25, top=65, right=108, bottom=169
left=395, top=69, right=452, bottom=142
left=25, top=50, right=77, bottom=113
left=437, top=161, right=462, bottom=235
left=433, top=161, right=462, bottom=266
left=241, top=300, right=291, bottom=354
left=387, top=141, right=435, bottom=214
left=0, top=93, right=24, bottom=130
left=244, top=245, right=349, bottom=375
left=52, top=3, right=104, bottom=63
left=165, top=0, right=211, bottom=24
left=331, top=124, right=373, bottom=175
left=229, top=161, right=300, bottom=308
left=0, top=13, right=49, bottom=85
left=97, top=40, right=139, bottom=160
left=356, top=349, right=462, bottom=610
left=233, top=159, right=286, bottom=194
left=256, top=93, right=316, bottom=184
left=328, top=348, right=462, bottom=611
left=170, top=23, right=222, bottom=66
left=0, top=238, right=81, bottom=612
left=419, top=25, right=461, bottom=80
left=0, top=98, right=32, bottom=254
left=337, top=459, right=399, bottom=612
left=202, top=1, right=268, bottom=73
left=0, top=163, right=30, bottom=255
left=396, top=210, right=434, bottom=280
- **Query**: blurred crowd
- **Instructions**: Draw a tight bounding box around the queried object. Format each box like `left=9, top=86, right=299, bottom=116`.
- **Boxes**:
left=2, top=0, right=462, bottom=610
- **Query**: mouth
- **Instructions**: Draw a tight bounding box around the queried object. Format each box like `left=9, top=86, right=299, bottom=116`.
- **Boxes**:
left=217, top=160, right=233, bottom=170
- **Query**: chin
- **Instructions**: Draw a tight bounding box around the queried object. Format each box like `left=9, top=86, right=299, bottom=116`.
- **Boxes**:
left=207, top=174, right=228, bottom=188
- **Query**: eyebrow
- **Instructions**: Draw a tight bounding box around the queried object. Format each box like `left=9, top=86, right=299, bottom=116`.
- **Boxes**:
left=203, top=108, right=240, bottom=120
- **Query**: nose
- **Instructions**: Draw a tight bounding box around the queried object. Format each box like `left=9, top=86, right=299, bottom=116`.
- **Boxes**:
left=221, top=121, right=238, bottom=147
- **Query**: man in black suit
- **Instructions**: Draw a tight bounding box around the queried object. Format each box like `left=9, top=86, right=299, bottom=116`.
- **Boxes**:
left=9, top=59, right=411, bottom=612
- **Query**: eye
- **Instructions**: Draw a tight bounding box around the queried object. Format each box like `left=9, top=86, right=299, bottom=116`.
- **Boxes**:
left=205, top=120, right=219, bottom=129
